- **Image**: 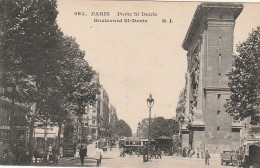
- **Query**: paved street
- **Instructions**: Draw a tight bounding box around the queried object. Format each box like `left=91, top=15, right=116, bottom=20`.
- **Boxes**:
left=57, top=142, right=228, bottom=167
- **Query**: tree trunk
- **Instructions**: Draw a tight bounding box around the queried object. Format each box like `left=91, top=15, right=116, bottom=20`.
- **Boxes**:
left=9, top=98, right=15, bottom=153
left=56, top=122, right=62, bottom=164
left=29, top=78, right=38, bottom=163
left=28, top=103, right=36, bottom=163
left=9, top=84, right=16, bottom=155
left=43, top=115, right=48, bottom=162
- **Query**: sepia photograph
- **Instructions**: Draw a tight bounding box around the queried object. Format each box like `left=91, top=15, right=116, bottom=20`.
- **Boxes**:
left=0, top=0, right=259, bottom=167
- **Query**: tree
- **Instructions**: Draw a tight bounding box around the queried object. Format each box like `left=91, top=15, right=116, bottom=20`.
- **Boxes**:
left=7, top=0, right=61, bottom=162
left=69, top=59, right=99, bottom=116
left=0, top=0, right=56, bottom=157
left=0, top=0, right=98, bottom=161
left=112, top=120, right=132, bottom=137
left=48, top=36, right=99, bottom=159
left=150, top=117, right=179, bottom=139
left=225, top=27, right=260, bottom=125
left=107, top=122, right=116, bottom=138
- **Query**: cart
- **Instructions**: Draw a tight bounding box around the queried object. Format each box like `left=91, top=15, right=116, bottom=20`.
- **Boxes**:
left=220, top=151, right=234, bottom=165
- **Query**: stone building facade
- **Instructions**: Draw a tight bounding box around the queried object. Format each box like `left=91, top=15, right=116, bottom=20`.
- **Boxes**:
left=109, top=104, right=118, bottom=124
left=83, top=103, right=99, bottom=140
left=180, top=3, right=244, bottom=153
left=97, top=85, right=110, bottom=138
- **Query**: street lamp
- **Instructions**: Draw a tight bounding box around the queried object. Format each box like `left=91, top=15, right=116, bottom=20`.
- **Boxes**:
left=147, top=94, right=154, bottom=141
left=146, top=94, right=154, bottom=161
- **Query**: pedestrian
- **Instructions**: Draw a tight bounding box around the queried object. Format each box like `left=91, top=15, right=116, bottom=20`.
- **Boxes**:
left=190, top=148, right=195, bottom=158
left=157, top=148, right=162, bottom=159
left=201, top=148, right=204, bottom=159
left=185, top=147, right=188, bottom=157
left=95, top=147, right=103, bottom=167
left=182, top=147, right=186, bottom=157
left=137, top=147, right=140, bottom=157
left=187, top=147, right=191, bottom=157
left=13, top=144, right=20, bottom=164
left=178, top=146, right=182, bottom=156
left=52, top=145, right=58, bottom=164
left=119, top=145, right=125, bottom=157
left=79, top=145, right=87, bottom=166
left=5, top=150, right=15, bottom=165
left=85, top=144, right=88, bottom=157
left=143, top=145, right=148, bottom=162
left=236, top=150, right=242, bottom=167
left=205, top=150, right=210, bottom=165
left=129, top=147, right=133, bottom=156
left=150, top=146, right=155, bottom=159
left=197, top=148, right=200, bottom=158
left=231, top=150, right=237, bottom=166
left=110, top=143, right=112, bottom=151
left=34, top=148, right=40, bottom=164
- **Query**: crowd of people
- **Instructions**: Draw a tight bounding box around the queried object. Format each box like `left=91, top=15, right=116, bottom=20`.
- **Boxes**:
left=180, top=146, right=195, bottom=158
left=175, top=146, right=211, bottom=165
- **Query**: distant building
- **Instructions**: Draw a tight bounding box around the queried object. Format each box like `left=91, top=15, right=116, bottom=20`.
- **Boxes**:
left=83, top=104, right=99, bottom=140
left=180, top=2, right=244, bottom=153
left=137, top=118, right=154, bottom=139
left=109, top=104, right=118, bottom=124
left=97, top=85, right=110, bottom=138
left=78, top=73, right=112, bottom=140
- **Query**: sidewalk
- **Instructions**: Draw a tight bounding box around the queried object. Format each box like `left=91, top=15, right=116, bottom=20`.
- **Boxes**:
left=57, top=156, right=98, bottom=167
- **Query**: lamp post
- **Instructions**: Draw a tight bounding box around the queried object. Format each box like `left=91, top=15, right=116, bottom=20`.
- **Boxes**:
left=147, top=94, right=154, bottom=141
left=146, top=94, right=154, bottom=161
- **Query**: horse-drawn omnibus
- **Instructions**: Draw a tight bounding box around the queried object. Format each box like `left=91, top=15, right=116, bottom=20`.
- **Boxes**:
left=119, top=137, right=143, bottom=154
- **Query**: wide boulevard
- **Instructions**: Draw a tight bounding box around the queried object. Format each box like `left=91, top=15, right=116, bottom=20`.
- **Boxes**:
left=56, top=142, right=228, bottom=167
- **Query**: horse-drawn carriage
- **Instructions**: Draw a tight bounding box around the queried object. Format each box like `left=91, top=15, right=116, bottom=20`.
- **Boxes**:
left=220, top=151, right=236, bottom=166
left=97, top=140, right=108, bottom=152
left=108, top=139, right=116, bottom=148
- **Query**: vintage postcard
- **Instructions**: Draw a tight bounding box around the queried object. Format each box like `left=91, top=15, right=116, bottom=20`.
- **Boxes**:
left=0, top=0, right=259, bottom=167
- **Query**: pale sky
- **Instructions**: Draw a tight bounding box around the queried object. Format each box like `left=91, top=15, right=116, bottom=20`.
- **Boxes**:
left=56, top=1, right=260, bottom=133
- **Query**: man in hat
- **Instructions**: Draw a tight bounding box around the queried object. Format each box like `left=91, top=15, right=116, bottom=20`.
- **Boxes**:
left=79, top=145, right=87, bottom=166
